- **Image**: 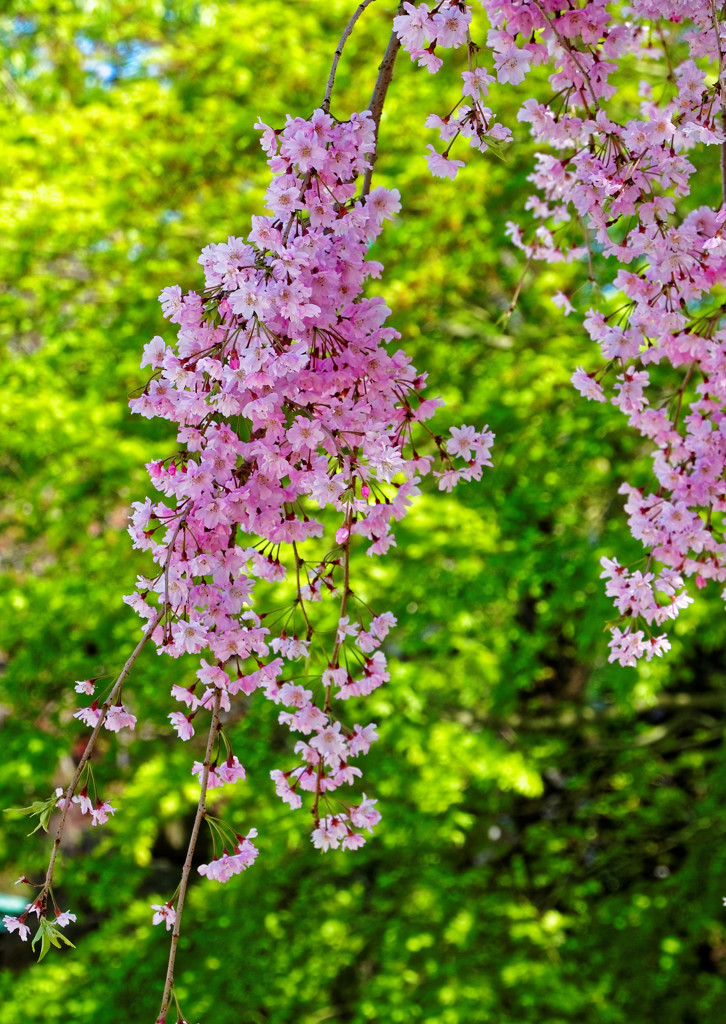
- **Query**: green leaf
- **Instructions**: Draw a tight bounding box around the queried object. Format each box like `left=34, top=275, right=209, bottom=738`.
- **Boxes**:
left=4, top=792, right=59, bottom=835
left=31, top=919, right=76, bottom=962
left=4, top=802, right=49, bottom=820
left=482, top=138, right=509, bottom=162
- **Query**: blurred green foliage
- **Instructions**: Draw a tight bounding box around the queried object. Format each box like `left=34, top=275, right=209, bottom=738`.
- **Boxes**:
left=1, top=2, right=726, bottom=1022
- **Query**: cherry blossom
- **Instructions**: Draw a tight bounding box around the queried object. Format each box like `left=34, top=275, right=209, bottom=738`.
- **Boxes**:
left=2, top=915, right=30, bottom=941
left=168, top=712, right=194, bottom=741
left=90, top=800, right=116, bottom=826
left=104, top=705, right=137, bottom=732
left=73, top=702, right=101, bottom=728
left=151, top=903, right=177, bottom=931
left=424, top=144, right=465, bottom=178
left=198, top=832, right=259, bottom=882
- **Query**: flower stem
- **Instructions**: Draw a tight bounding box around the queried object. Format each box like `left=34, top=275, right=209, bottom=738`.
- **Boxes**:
left=43, top=609, right=163, bottom=897
left=322, top=0, right=378, bottom=114
left=155, top=689, right=223, bottom=1024
left=361, top=22, right=402, bottom=197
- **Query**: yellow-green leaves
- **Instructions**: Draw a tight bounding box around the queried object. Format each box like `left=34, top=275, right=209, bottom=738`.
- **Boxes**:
left=31, top=917, right=75, bottom=962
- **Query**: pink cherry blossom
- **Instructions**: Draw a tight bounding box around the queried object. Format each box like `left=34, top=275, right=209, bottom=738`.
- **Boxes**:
left=73, top=787, right=93, bottom=815
left=349, top=793, right=382, bottom=832
left=168, top=712, right=195, bottom=741
left=432, top=6, right=471, bottom=48
left=73, top=702, right=101, bottom=728
left=311, top=815, right=349, bottom=851
left=2, top=915, right=30, bottom=941
left=493, top=46, right=532, bottom=85
left=104, top=705, right=137, bottom=732
left=551, top=291, right=574, bottom=315
left=424, top=144, right=465, bottom=179
left=90, top=800, right=116, bottom=826
left=198, top=832, right=259, bottom=882
left=151, top=902, right=177, bottom=930
left=571, top=368, right=606, bottom=403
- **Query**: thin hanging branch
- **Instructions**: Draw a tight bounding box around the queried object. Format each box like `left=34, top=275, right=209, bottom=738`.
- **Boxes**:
left=156, top=689, right=223, bottom=1024
left=362, top=26, right=402, bottom=196
left=43, top=608, right=164, bottom=899
left=721, top=110, right=726, bottom=207
left=710, top=0, right=726, bottom=205
left=322, top=0, right=378, bottom=113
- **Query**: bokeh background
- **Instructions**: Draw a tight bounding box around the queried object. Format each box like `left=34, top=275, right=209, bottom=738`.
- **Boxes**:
left=2, top=2, right=726, bottom=1021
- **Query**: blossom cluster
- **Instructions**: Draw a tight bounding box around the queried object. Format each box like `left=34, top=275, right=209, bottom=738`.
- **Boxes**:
left=394, top=1, right=514, bottom=177
left=10, top=82, right=494, bottom=982
left=198, top=829, right=259, bottom=882
left=2, top=902, right=76, bottom=943
left=88, top=104, right=494, bottom=868
left=55, top=785, right=116, bottom=826
left=494, top=0, right=726, bottom=663
left=397, top=0, right=726, bottom=663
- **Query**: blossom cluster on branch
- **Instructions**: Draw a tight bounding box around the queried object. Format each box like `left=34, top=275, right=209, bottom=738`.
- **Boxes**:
left=395, top=0, right=726, bottom=664
left=5, top=73, right=493, bottom=1021
left=121, top=105, right=491, bottom=862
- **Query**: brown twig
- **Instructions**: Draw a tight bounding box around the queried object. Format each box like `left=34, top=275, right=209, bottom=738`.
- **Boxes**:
left=43, top=609, right=164, bottom=897
left=42, top=493, right=189, bottom=903
left=710, top=0, right=726, bottom=205
left=721, top=111, right=726, bottom=208
left=311, top=509, right=353, bottom=825
left=322, top=0, right=379, bottom=114
left=292, top=541, right=313, bottom=641
left=361, top=26, right=402, bottom=197
left=501, top=254, right=534, bottom=325
left=162, top=502, right=191, bottom=638
left=156, top=688, right=223, bottom=1024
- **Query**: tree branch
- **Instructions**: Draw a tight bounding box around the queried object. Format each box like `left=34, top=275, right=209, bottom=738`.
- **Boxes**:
left=322, top=0, right=379, bottom=114
left=43, top=608, right=164, bottom=897
left=721, top=110, right=726, bottom=208
left=710, top=0, right=726, bottom=205
left=156, top=688, right=223, bottom=1024
left=361, top=25, right=401, bottom=197
left=312, top=509, right=353, bottom=825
